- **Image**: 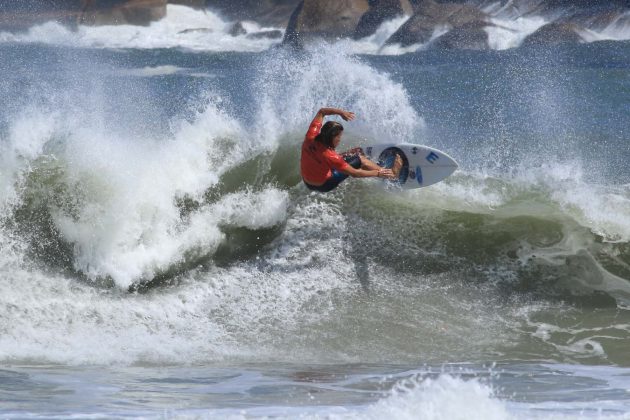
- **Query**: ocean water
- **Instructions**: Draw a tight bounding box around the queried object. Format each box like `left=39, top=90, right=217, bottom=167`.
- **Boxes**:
left=2, top=5, right=630, bottom=419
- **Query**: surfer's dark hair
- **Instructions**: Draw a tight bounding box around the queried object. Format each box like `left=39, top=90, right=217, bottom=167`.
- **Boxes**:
left=315, top=121, right=343, bottom=149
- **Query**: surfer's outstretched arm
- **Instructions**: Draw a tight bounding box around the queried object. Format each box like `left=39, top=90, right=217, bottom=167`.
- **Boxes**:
left=314, top=108, right=355, bottom=123
left=342, top=165, right=395, bottom=179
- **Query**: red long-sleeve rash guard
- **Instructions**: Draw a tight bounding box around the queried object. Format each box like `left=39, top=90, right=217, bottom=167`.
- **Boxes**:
left=300, top=118, right=349, bottom=185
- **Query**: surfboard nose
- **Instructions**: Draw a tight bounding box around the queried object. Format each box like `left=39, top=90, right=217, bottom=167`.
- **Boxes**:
left=368, top=143, right=458, bottom=189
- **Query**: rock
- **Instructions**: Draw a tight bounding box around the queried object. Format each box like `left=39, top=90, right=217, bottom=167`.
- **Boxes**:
left=353, top=0, right=413, bottom=39
left=284, top=0, right=370, bottom=47
left=168, top=0, right=206, bottom=9
left=476, top=0, right=630, bottom=22
left=229, top=21, right=247, bottom=36
left=0, top=13, right=62, bottom=32
left=79, top=0, right=168, bottom=26
left=0, top=0, right=79, bottom=31
left=520, top=0, right=630, bottom=16
left=562, top=9, right=627, bottom=31
left=177, top=27, right=213, bottom=34
left=430, top=20, right=492, bottom=50
left=385, top=0, right=488, bottom=47
left=1, top=1, right=76, bottom=13
left=521, top=22, right=584, bottom=47
left=247, top=29, right=284, bottom=39
left=0, top=0, right=168, bottom=31
left=206, top=0, right=301, bottom=28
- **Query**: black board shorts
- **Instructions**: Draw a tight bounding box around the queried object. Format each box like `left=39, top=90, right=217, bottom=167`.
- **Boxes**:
left=304, top=153, right=362, bottom=193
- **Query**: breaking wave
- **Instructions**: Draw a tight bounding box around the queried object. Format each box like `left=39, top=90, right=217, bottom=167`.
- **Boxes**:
left=1, top=38, right=629, bottom=367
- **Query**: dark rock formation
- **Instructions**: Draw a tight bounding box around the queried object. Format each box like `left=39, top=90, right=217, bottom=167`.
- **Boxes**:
left=513, top=0, right=630, bottom=18
left=177, top=27, right=213, bottom=34
left=169, top=0, right=206, bottom=9
left=430, top=20, right=492, bottom=50
left=206, top=0, right=301, bottom=28
left=0, top=0, right=169, bottom=31
left=79, top=0, right=168, bottom=26
left=283, top=0, right=370, bottom=47
left=466, top=0, right=630, bottom=27
left=353, top=0, right=413, bottom=39
left=385, top=0, right=488, bottom=46
left=521, top=22, right=584, bottom=46
left=247, top=30, right=284, bottom=39
left=229, top=21, right=247, bottom=36
left=563, top=9, right=629, bottom=31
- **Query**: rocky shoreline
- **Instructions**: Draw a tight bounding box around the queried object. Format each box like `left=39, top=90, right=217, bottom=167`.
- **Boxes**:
left=1, top=0, right=629, bottom=49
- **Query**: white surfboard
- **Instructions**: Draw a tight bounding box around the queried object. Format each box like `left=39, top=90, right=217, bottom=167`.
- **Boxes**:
left=361, top=143, right=458, bottom=189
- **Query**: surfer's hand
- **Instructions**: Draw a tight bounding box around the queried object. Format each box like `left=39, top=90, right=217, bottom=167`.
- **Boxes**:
left=340, top=111, right=355, bottom=121
left=344, top=147, right=363, bottom=155
left=377, top=168, right=395, bottom=179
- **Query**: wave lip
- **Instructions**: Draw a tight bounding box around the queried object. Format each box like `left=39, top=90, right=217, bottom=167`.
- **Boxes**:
left=1, top=92, right=290, bottom=289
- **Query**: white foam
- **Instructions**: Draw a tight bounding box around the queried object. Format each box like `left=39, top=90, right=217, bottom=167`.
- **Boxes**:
left=486, top=16, right=549, bottom=50
left=119, top=65, right=183, bottom=77
left=47, top=102, right=293, bottom=288
left=0, top=5, right=282, bottom=52
left=368, top=24, right=451, bottom=56
left=414, top=161, right=630, bottom=244
left=343, top=15, right=412, bottom=55
left=0, top=196, right=352, bottom=365
left=190, top=374, right=511, bottom=420
left=525, top=314, right=630, bottom=361
left=581, top=12, right=630, bottom=42
left=0, top=106, right=59, bottom=212
left=420, top=171, right=509, bottom=213
left=520, top=163, right=630, bottom=242
left=0, top=88, right=295, bottom=289
left=359, top=375, right=510, bottom=420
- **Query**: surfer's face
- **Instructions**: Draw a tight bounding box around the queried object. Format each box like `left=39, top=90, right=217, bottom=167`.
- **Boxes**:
left=333, top=132, right=342, bottom=148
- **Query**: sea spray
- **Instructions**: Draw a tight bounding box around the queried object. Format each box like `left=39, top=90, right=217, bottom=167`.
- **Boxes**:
left=252, top=44, right=423, bottom=149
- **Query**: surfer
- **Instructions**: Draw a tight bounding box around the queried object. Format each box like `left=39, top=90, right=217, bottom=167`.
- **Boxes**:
left=301, top=107, right=400, bottom=192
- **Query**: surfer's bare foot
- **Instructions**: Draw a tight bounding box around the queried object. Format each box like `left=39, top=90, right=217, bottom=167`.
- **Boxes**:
left=391, top=154, right=403, bottom=178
